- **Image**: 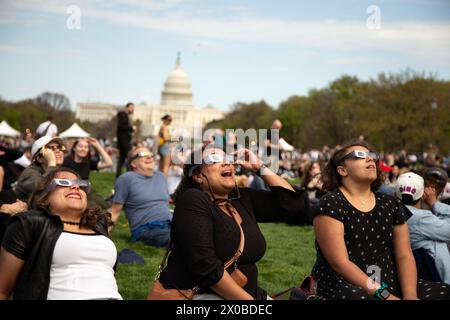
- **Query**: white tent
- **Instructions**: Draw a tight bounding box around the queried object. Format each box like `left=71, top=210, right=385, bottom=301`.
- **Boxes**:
left=279, top=138, right=294, bottom=152
left=59, top=123, right=90, bottom=138
left=0, top=120, right=20, bottom=137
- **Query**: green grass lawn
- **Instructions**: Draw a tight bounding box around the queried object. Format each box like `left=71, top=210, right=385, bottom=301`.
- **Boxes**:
left=90, top=171, right=317, bottom=300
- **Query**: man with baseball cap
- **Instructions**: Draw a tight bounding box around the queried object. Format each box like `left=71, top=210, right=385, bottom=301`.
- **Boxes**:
left=395, top=172, right=450, bottom=284
left=424, top=167, right=450, bottom=205
left=14, top=136, right=66, bottom=201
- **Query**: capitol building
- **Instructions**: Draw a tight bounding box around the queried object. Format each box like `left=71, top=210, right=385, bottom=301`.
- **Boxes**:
left=76, top=55, right=225, bottom=139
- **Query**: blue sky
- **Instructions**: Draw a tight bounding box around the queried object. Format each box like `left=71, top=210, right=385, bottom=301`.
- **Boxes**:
left=0, top=0, right=449, bottom=111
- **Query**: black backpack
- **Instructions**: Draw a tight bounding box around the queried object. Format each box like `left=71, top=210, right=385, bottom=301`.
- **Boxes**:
left=271, top=276, right=324, bottom=300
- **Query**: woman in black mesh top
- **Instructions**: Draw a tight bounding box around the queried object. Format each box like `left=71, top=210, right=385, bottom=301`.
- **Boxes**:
left=311, top=140, right=450, bottom=300
left=156, top=144, right=311, bottom=300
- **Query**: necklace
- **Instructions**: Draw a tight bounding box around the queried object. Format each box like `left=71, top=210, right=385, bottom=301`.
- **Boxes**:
left=340, top=187, right=373, bottom=209
left=61, top=220, right=81, bottom=226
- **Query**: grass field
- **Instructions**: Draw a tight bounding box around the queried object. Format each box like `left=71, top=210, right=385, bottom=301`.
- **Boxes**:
left=90, top=171, right=317, bottom=300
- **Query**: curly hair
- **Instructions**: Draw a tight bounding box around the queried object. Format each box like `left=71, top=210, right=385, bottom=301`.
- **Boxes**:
left=172, top=148, right=204, bottom=204
left=321, top=139, right=383, bottom=192
left=29, top=167, right=112, bottom=229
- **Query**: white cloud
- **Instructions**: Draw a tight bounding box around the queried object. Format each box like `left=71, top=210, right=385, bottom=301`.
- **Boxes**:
left=2, top=0, right=450, bottom=65
left=228, top=5, right=250, bottom=13
left=325, top=56, right=395, bottom=66
left=107, top=0, right=184, bottom=11
left=0, top=44, right=38, bottom=55
left=185, top=39, right=230, bottom=54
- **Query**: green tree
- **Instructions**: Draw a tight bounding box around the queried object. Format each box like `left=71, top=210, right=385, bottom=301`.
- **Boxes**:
left=212, top=100, right=276, bottom=131
left=277, top=95, right=312, bottom=149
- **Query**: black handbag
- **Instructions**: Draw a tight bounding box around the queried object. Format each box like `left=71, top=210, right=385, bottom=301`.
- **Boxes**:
left=272, top=276, right=323, bottom=300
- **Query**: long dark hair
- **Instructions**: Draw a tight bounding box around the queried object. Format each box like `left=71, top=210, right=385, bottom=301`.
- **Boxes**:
left=70, top=139, right=90, bottom=164
left=29, top=167, right=112, bottom=228
left=321, top=139, right=383, bottom=192
left=172, top=147, right=205, bottom=204
left=301, top=161, right=321, bottom=189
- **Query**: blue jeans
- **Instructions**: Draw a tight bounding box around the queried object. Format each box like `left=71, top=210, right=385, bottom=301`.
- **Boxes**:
left=131, top=220, right=171, bottom=248
left=159, top=143, right=170, bottom=157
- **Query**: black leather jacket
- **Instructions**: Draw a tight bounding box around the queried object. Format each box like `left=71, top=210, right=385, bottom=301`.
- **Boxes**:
left=2, top=209, right=110, bottom=300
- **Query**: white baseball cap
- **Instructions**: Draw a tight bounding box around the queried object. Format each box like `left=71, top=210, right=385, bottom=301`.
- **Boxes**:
left=395, top=172, right=424, bottom=201
left=31, top=136, right=64, bottom=158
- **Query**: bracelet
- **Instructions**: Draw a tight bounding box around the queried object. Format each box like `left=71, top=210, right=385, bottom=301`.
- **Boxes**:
left=374, top=282, right=389, bottom=300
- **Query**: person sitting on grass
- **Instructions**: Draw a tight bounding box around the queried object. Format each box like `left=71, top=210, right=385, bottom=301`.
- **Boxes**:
left=395, top=171, right=450, bottom=284
left=310, top=139, right=450, bottom=300
left=63, top=137, right=113, bottom=209
left=110, top=146, right=172, bottom=248
left=151, top=144, right=311, bottom=300
left=14, top=136, right=66, bottom=201
left=0, top=168, right=121, bottom=300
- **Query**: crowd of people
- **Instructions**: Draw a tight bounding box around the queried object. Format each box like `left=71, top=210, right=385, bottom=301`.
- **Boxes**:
left=0, top=104, right=450, bottom=300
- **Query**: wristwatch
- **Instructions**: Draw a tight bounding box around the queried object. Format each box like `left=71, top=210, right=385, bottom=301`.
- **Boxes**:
left=379, top=288, right=390, bottom=300
left=374, top=283, right=391, bottom=300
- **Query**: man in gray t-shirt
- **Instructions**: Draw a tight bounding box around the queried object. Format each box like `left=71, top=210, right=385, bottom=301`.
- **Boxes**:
left=111, top=146, right=172, bottom=247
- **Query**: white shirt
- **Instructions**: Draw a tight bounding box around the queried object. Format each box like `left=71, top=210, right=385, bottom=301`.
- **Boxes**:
left=36, top=120, right=58, bottom=137
left=47, top=232, right=122, bottom=300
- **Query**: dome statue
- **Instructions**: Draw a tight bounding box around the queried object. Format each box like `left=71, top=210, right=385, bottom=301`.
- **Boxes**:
left=161, top=52, right=193, bottom=107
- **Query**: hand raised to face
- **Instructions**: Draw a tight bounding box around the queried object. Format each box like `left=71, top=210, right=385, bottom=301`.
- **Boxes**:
left=233, top=148, right=261, bottom=172
left=423, top=186, right=438, bottom=208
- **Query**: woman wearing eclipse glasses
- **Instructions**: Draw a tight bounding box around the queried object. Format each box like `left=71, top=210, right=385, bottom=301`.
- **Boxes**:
left=310, top=140, right=450, bottom=300
left=0, top=167, right=122, bottom=300
left=149, top=143, right=311, bottom=300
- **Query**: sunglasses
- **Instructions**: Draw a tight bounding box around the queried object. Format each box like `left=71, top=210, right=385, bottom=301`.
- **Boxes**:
left=44, top=178, right=90, bottom=194
left=130, top=151, right=153, bottom=161
left=45, top=144, right=66, bottom=152
left=338, top=150, right=380, bottom=164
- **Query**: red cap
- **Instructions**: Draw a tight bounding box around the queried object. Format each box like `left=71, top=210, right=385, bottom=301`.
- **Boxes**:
left=379, top=161, right=393, bottom=172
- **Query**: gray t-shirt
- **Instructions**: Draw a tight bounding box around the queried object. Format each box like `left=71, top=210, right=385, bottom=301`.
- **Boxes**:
left=113, top=171, right=171, bottom=230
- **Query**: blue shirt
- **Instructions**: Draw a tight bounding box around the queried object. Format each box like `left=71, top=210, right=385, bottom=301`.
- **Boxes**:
left=113, top=171, right=172, bottom=231
left=406, top=201, right=450, bottom=284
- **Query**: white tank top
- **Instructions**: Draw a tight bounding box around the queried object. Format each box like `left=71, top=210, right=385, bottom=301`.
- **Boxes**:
left=47, top=232, right=122, bottom=300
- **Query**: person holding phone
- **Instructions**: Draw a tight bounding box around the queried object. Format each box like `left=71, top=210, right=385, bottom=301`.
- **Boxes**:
left=15, top=136, right=67, bottom=201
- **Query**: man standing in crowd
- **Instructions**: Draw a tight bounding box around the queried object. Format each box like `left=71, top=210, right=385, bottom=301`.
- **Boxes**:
left=115, top=102, right=134, bottom=178
left=264, top=119, right=282, bottom=173
left=110, top=146, right=172, bottom=248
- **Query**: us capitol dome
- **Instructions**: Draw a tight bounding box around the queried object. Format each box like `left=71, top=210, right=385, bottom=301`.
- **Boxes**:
left=161, top=53, right=193, bottom=107
left=76, top=53, right=225, bottom=138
